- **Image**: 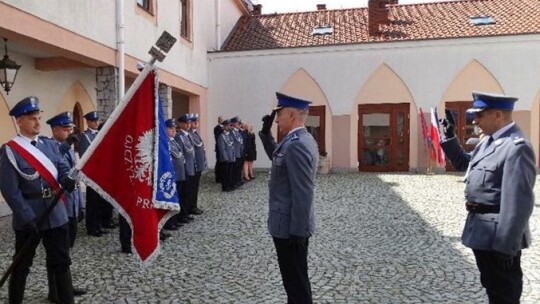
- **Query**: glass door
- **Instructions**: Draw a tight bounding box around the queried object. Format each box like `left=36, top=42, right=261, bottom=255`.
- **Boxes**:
left=358, top=104, right=409, bottom=172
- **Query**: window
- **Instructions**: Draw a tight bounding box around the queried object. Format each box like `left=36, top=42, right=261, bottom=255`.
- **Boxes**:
left=137, top=0, right=152, bottom=13
left=312, top=25, right=333, bottom=36
left=470, top=16, right=495, bottom=26
left=180, top=0, right=191, bottom=40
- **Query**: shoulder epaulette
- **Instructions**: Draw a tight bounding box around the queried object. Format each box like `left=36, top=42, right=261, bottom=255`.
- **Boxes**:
left=290, top=134, right=300, bottom=141
left=38, top=135, right=53, bottom=141
left=513, top=136, right=525, bottom=145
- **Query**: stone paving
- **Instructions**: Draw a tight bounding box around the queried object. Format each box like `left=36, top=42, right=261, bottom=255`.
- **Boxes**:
left=0, top=172, right=539, bottom=303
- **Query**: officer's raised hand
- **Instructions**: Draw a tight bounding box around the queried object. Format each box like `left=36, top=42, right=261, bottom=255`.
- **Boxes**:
left=439, top=109, right=456, bottom=138
left=61, top=177, right=77, bottom=192
left=288, top=235, right=307, bottom=253
left=261, top=109, right=277, bottom=134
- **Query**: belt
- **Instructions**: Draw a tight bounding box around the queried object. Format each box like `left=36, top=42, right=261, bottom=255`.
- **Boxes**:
left=23, top=188, right=55, bottom=200
left=466, top=202, right=500, bottom=214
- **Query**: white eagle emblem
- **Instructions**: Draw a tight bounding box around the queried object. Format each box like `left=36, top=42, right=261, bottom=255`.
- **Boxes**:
left=133, top=129, right=154, bottom=185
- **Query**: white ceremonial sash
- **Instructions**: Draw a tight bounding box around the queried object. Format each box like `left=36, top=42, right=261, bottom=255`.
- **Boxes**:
left=11, top=136, right=59, bottom=180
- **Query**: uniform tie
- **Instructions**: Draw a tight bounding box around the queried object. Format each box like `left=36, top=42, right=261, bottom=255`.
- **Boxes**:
left=480, top=136, right=493, bottom=154
left=31, top=140, right=37, bottom=147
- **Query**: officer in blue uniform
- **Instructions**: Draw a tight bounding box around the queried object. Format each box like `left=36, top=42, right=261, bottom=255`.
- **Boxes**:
left=439, top=91, right=536, bottom=304
left=217, top=119, right=235, bottom=191
left=77, top=111, right=108, bottom=237
left=189, top=113, right=206, bottom=215
left=0, top=97, right=77, bottom=304
left=164, top=118, right=186, bottom=230
left=230, top=116, right=244, bottom=188
left=259, top=92, right=319, bottom=304
left=46, top=111, right=88, bottom=301
left=175, top=114, right=195, bottom=223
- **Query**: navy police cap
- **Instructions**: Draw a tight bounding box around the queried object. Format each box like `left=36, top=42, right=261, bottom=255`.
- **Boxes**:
left=9, top=96, right=41, bottom=118
left=230, top=116, right=240, bottom=124
left=83, top=111, right=99, bottom=121
left=222, top=119, right=231, bottom=126
left=275, top=92, right=311, bottom=111
left=46, top=112, right=74, bottom=127
left=466, top=91, right=518, bottom=114
left=189, top=113, right=199, bottom=121
left=177, top=114, right=191, bottom=123
left=165, top=118, right=176, bottom=128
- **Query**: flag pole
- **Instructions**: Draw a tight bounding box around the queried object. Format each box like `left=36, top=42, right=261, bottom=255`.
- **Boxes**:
left=0, top=189, right=65, bottom=288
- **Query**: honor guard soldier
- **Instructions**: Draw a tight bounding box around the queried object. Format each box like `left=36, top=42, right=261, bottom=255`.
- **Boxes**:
left=175, top=114, right=195, bottom=223
left=0, top=97, right=77, bottom=304
left=188, top=113, right=206, bottom=215
left=77, top=111, right=108, bottom=237
left=217, top=119, right=235, bottom=191
left=439, top=91, right=536, bottom=304
left=46, top=112, right=88, bottom=301
left=230, top=116, right=244, bottom=188
left=164, top=118, right=187, bottom=230
left=259, top=92, right=319, bottom=303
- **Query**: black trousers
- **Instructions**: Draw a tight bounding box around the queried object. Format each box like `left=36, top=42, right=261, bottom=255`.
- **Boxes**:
left=85, top=187, right=102, bottom=233
left=473, top=249, right=523, bottom=304
left=100, top=194, right=114, bottom=226
left=234, top=157, right=244, bottom=186
left=273, top=237, right=313, bottom=304
left=193, top=171, right=201, bottom=210
left=219, top=161, right=234, bottom=191
left=67, top=217, right=78, bottom=249
left=184, top=175, right=197, bottom=213
left=119, top=215, right=131, bottom=252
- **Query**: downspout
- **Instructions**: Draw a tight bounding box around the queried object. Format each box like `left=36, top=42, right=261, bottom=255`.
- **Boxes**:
left=116, top=0, right=125, bottom=102
left=215, top=0, right=221, bottom=50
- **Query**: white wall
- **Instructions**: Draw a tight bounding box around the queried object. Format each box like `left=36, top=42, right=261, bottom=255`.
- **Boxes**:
left=208, top=35, right=540, bottom=168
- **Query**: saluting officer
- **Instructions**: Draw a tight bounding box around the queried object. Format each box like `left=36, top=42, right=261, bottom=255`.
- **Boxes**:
left=0, top=97, right=77, bottom=304
left=77, top=111, right=107, bottom=237
left=214, top=116, right=224, bottom=183
left=188, top=113, right=206, bottom=215
left=259, top=92, right=319, bottom=304
left=175, top=114, right=195, bottom=223
left=46, top=112, right=88, bottom=301
left=439, top=91, right=536, bottom=304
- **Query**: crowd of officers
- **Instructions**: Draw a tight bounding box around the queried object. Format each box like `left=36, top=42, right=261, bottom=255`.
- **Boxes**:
left=214, top=116, right=257, bottom=192
left=0, top=95, right=210, bottom=303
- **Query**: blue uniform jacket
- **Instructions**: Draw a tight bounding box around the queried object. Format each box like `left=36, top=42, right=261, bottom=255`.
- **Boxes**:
left=259, top=128, right=319, bottom=238
left=169, top=137, right=186, bottom=182
left=77, top=128, right=97, bottom=156
left=57, top=141, right=82, bottom=219
left=217, top=131, right=235, bottom=163
left=231, top=128, right=244, bottom=159
left=175, top=130, right=196, bottom=177
left=189, top=129, right=208, bottom=173
left=441, top=124, right=536, bottom=256
left=0, top=136, right=72, bottom=231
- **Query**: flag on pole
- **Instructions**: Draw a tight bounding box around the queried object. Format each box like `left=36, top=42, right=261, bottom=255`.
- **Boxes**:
left=419, top=108, right=436, bottom=162
left=76, top=68, right=179, bottom=263
left=430, top=107, right=445, bottom=166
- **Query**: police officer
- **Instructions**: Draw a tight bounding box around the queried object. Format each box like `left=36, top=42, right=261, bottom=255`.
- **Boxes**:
left=214, top=116, right=224, bottom=183
left=439, top=91, right=536, bottom=304
left=164, top=118, right=186, bottom=230
left=230, top=116, right=244, bottom=188
left=259, top=92, right=319, bottom=304
left=189, top=113, right=206, bottom=215
left=77, top=111, right=108, bottom=237
left=0, top=97, right=77, bottom=304
left=217, top=119, right=235, bottom=192
left=46, top=112, right=88, bottom=301
left=175, top=114, right=195, bottom=223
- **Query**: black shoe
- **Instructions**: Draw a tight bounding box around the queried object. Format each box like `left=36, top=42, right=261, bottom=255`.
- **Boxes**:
left=178, top=217, right=189, bottom=224
left=185, top=215, right=195, bottom=221
left=97, top=229, right=110, bottom=235
left=159, top=232, right=171, bottom=241
left=190, top=208, right=203, bottom=215
left=73, top=287, right=87, bottom=296
left=102, top=222, right=117, bottom=229
left=121, top=248, right=132, bottom=254
left=174, top=222, right=185, bottom=228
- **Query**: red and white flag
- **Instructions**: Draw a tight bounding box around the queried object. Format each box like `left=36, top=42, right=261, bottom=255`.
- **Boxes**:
left=76, top=67, right=179, bottom=263
left=430, top=107, right=445, bottom=167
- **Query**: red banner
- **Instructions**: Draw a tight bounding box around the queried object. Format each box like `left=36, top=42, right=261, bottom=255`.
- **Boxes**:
left=79, top=71, right=170, bottom=262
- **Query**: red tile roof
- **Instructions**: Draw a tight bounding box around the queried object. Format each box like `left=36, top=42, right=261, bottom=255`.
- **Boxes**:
left=221, top=0, right=540, bottom=51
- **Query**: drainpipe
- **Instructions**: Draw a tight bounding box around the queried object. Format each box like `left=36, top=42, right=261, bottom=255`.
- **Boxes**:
left=215, top=0, right=221, bottom=50
left=116, top=0, right=125, bottom=102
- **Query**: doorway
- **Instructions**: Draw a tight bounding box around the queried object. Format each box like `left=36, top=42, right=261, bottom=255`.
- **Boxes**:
left=358, top=103, right=409, bottom=172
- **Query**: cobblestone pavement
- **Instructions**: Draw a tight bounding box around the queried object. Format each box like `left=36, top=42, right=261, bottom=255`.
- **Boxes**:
left=0, top=173, right=539, bottom=303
